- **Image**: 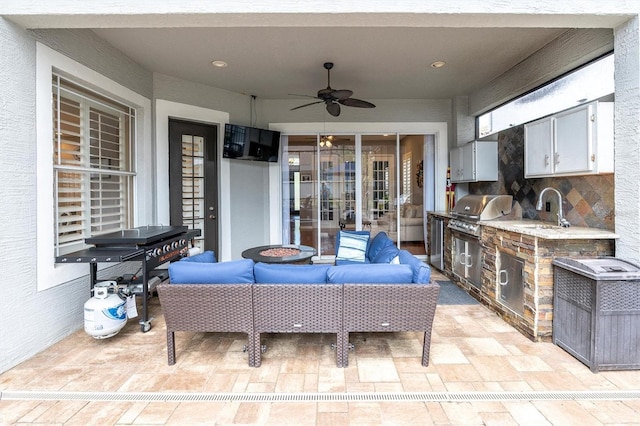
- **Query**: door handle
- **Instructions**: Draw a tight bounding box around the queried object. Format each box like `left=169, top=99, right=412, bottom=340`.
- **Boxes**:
left=499, top=269, right=508, bottom=286
left=208, top=206, right=216, bottom=220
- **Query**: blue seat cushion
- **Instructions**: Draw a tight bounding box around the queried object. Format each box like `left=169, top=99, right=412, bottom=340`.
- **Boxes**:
left=366, top=232, right=395, bottom=262
left=372, top=245, right=400, bottom=263
left=335, top=230, right=370, bottom=263
left=179, top=250, right=216, bottom=263
left=327, top=264, right=413, bottom=284
left=397, top=250, right=431, bottom=283
left=254, top=262, right=330, bottom=283
left=335, top=258, right=371, bottom=266
left=169, top=258, right=255, bottom=284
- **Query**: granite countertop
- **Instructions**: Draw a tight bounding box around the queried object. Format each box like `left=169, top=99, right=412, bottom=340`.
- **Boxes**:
left=482, top=219, right=619, bottom=240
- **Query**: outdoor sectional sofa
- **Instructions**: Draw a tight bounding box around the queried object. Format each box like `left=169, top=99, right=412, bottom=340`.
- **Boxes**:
left=157, top=231, right=439, bottom=368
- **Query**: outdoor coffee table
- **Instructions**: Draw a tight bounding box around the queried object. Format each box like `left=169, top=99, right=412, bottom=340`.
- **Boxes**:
left=241, top=244, right=316, bottom=264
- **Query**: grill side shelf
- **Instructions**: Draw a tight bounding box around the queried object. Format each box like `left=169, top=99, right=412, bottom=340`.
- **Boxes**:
left=55, top=247, right=145, bottom=263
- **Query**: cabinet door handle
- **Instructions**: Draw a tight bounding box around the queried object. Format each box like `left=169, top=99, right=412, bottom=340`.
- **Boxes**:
left=499, top=270, right=508, bottom=286
left=544, top=154, right=549, bottom=166
left=465, top=254, right=473, bottom=267
left=555, top=153, right=560, bottom=165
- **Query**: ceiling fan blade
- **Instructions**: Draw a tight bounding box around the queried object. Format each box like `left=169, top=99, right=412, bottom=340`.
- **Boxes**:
left=290, top=101, right=323, bottom=111
left=326, top=102, right=341, bottom=117
left=339, top=97, right=376, bottom=108
left=289, top=93, right=320, bottom=99
left=330, top=89, right=353, bottom=100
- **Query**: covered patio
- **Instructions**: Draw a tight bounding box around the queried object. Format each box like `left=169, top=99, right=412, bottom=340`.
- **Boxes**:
left=2, top=271, right=640, bottom=425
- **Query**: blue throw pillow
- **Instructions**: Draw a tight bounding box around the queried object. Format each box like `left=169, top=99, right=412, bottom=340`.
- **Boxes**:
left=169, top=258, right=255, bottom=284
left=327, top=264, right=413, bottom=284
left=372, top=245, right=400, bottom=263
left=179, top=250, right=216, bottom=263
left=366, top=232, right=395, bottom=262
left=335, top=230, right=370, bottom=263
left=254, top=263, right=330, bottom=283
left=397, top=250, right=431, bottom=283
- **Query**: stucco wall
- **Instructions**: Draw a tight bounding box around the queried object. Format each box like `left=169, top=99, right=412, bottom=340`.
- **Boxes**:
left=614, top=17, right=640, bottom=263
left=0, top=22, right=155, bottom=373
left=31, top=28, right=153, bottom=100
left=0, top=19, right=88, bottom=373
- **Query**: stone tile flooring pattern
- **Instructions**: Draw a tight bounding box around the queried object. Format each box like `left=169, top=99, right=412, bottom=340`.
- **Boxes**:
left=2, top=273, right=640, bottom=424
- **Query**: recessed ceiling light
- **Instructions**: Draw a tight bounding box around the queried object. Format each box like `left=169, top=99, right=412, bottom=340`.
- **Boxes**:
left=211, top=60, right=228, bottom=68
left=430, top=61, right=446, bottom=68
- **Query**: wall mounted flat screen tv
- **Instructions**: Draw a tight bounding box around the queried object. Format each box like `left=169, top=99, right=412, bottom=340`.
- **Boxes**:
left=223, top=124, right=281, bottom=162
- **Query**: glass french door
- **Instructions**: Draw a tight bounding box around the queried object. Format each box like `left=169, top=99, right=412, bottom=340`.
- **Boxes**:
left=282, top=133, right=428, bottom=259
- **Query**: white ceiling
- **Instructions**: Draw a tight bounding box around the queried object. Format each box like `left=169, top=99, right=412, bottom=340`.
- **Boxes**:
left=91, top=26, right=568, bottom=102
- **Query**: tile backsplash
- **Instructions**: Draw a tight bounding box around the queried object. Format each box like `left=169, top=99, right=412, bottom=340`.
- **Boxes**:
left=469, top=126, right=614, bottom=231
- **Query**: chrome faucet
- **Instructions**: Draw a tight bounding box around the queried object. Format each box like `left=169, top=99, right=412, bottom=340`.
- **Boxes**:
left=536, top=187, right=570, bottom=227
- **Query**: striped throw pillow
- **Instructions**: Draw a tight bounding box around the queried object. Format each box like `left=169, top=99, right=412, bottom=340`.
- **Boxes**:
left=335, top=231, right=370, bottom=263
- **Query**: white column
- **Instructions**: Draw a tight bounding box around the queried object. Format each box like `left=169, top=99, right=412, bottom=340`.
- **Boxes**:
left=614, top=15, right=640, bottom=262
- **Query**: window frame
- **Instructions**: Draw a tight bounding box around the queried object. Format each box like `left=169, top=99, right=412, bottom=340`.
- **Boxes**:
left=477, top=53, right=614, bottom=138
left=36, top=43, right=152, bottom=291
left=52, top=73, right=136, bottom=256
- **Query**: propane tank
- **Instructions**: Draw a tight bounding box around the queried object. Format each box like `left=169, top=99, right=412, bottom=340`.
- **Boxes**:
left=84, top=281, right=127, bottom=339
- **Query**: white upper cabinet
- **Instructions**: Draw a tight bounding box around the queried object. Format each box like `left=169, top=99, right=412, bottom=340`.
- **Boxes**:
left=524, top=118, right=554, bottom=176
left=450, top=141, right=498, bottom=183
left=524, top=101, right=613, bottom=178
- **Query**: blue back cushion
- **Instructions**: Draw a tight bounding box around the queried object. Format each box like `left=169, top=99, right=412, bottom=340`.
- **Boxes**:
left=327, top=264, right=413, bottom=284
left=397, top=250, right=431, bottom=283
left=254, top=262, right=330, bottom=283
left=372, top=245, right=400, bottom=263
left=179, top=250, right=216, bottom=263
left=366, top=232, right=395, bottom=262
left=335, top=230, right=370, bottom=263
left=169, top=258, right=255, bottom=284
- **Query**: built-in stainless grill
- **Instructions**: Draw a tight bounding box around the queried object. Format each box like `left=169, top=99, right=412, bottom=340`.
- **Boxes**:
left=448, top=195, right=513, bottom=237
left=448, top=195, right=513, bottom=290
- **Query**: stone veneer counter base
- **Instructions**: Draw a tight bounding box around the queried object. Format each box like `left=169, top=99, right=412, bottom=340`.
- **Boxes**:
left=480, top=224, right=616, bottom=342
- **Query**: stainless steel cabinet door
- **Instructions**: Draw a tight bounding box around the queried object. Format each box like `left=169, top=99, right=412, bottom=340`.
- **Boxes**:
left=453, top=237, right=466, bottom=280
left=466, top=239, right=483, bottom=289
left=429, top=217, right=444, bottom=270
left=498, top=252, right=524, bottom=316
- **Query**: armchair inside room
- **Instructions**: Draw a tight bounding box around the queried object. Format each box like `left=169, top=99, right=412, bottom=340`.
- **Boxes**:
left=375, top=203, right=424, bottom=242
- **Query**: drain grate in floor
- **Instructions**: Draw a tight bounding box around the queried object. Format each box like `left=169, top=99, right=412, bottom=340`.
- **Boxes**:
left=2, top=390, right=640, bottom=403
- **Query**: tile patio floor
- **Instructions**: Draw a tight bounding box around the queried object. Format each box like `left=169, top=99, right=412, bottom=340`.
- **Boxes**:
left=2, top=271, right=640, bottom=425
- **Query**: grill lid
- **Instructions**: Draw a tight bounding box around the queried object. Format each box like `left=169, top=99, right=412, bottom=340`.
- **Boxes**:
left=452, top=195, right=513, bottom=220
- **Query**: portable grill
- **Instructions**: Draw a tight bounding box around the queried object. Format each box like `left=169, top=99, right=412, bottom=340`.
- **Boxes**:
left=56, top=225, right=200, bottom=332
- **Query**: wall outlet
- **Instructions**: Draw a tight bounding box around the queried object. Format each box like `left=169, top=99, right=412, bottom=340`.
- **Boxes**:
left=545, top=202, right=551, bottom=212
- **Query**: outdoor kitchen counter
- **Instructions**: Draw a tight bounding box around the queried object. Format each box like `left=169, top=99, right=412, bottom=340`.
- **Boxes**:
left=482, top=219, right=619, bottom=240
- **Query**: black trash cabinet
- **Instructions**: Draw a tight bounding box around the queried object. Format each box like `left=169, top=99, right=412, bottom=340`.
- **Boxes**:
left=553, top=257, right=640, bottom=372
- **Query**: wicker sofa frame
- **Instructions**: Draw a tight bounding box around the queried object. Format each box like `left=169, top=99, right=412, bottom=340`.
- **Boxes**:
left=252, top=283, right=345, bottom=367
left=342, top=283, right=440, bottom=367
left=157, top=280, right=440, bottom=368
left=157, top=283, right=256, bottom=366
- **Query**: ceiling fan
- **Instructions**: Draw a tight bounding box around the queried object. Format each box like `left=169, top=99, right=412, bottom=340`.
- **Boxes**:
left=290, top=62, right=376, bottom=117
